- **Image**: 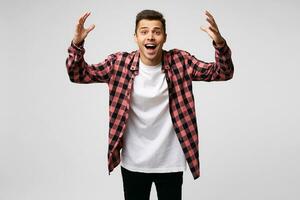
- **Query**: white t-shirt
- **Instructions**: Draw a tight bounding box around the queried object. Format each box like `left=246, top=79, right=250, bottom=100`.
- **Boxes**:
left=120, top=59, right=187, bottom=173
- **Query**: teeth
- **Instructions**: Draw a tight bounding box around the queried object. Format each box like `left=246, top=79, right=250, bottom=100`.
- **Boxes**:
left=145, top=44, right=156, bottom=48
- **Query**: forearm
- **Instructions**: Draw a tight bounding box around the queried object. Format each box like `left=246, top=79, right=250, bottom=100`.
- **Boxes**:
left=66, top=40, right=90, bottom=83
left=212, top=40, right=234, bottom=81
left=66, top=41, right=112, bottom=84
left=187, top=40, right=234, bottom=81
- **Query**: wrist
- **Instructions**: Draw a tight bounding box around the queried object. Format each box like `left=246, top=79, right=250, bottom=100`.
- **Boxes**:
left=214, top=35, right=225, bottom=47
left=72, top=39, right=81, bottom=46
left=72, top=39, right=84, bottom=47
left=215, top=39, right=225, bottom=48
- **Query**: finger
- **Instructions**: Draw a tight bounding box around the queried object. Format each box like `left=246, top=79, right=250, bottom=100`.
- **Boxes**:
left=205, top=11, right=218, bottom=30
left=205, top=10, right=216, bottom=23
left=206, top=20, right=219, bottom=33
left=206, top=17, right=217, bottom=29
left=81, top=12, right=89, bottom=19
left=206, top=12, right=220, bottom=32
left=201, top=25, right=215, bottom=39
left=200, top=26, right=208, bottom=33
left=208, top=26, right=218, bottom=34
left=87, top=24, right=95, bottom=33
left=82, top=12, right=91, bottom=24
left=204, top=28, right=214, bottom=38
left=78, top=12, right=89, bottom=24
left=78, top=12, right=89, bottom=26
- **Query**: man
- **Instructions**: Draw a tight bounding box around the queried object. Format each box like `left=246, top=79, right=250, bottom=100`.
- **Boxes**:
left=66, top=9, right=234, bottom=200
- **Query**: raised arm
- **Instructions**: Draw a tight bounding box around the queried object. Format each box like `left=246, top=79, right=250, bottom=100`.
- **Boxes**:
left=186, top=10, right=234, bottom=81
left=66, top=12, right=114, bottom=84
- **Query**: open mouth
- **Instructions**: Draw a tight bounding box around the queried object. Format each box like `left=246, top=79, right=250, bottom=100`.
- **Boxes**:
left=144, top=44, right=157, bottom=50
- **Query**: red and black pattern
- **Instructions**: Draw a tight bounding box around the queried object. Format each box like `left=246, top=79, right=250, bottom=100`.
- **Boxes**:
left=66, top=40, right=234, bottom=180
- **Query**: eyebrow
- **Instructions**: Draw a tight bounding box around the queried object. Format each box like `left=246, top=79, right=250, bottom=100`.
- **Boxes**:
left=139, top=27, right=162, bottom=30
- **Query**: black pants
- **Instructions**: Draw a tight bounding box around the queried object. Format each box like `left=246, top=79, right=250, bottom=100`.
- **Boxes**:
left=121, top=166, right=183, bottom=200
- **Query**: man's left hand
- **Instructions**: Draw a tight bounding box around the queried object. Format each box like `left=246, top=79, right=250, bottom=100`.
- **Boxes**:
left=200, top=10, right=225, bottom=47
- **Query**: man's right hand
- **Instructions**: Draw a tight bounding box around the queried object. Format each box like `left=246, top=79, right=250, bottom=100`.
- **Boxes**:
left=72, top=12, right=95, bottom=45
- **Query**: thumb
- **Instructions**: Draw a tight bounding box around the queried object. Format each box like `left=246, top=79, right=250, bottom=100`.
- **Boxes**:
left=200, top=26, right=207, bottom=33
left=87, top=24, right=96, bottom=33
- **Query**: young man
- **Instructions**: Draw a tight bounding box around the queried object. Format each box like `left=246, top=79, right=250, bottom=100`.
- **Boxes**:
left=66, top=10, right=234, bottom=200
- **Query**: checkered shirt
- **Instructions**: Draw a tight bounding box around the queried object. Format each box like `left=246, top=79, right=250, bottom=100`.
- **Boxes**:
left=66, top=40, right=234, bottom=179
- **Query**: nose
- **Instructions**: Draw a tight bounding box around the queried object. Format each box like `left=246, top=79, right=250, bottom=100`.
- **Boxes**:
left=147, top=32, right=154, bottom=40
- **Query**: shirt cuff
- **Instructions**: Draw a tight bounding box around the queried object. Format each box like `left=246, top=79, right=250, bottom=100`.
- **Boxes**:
left=213, top=40, right=228, bottom=53
left=71, top=40, right=85, bottom=50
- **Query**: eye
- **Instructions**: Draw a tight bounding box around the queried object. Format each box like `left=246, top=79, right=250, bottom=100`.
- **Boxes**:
left=140, top=30, right=148, bottom=35
left=155, top=31, right=161, bottom=35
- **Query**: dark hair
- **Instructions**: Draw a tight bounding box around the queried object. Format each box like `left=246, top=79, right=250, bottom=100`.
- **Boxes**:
left=135, top=10, right=166, bottom=34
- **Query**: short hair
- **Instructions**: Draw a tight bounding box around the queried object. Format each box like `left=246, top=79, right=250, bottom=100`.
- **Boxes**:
left=135, top=10, right=166, bottom=34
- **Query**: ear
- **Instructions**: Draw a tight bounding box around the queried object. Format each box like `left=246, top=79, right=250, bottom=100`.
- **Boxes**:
left=134, top=33, right=138, bottom=43
left=164, top=33, right=167, bottom=43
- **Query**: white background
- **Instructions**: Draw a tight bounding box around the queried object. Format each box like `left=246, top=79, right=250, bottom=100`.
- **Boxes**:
left=1, top=0, right=300, bottom=199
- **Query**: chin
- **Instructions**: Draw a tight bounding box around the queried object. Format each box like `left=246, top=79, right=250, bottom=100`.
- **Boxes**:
left=147, top=55, right=160, bottom=62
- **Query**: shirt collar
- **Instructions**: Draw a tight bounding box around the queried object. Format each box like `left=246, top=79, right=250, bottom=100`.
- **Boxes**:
left=130, top=50, right=171, bottom=73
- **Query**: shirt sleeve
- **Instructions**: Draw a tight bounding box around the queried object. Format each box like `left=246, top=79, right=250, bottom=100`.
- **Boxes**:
left=185, top=40, right=234, bottom=81
left=65, top=40, right=116, bottom=84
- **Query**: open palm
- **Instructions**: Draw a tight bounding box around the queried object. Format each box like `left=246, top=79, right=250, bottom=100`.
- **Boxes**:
left=73, top=12, right=95, bottom=45
left=200, top=10, right=225, bottom=47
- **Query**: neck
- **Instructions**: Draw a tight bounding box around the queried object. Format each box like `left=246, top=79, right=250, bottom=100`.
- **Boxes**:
left=140, top=51, right=163, bottom=66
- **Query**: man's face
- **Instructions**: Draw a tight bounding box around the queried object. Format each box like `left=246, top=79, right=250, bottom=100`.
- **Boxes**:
left=135, top=19, right=167, bottom=66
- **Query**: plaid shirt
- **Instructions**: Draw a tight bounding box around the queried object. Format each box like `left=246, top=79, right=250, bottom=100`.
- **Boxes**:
left=66, top=40, right=234, bottom=180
